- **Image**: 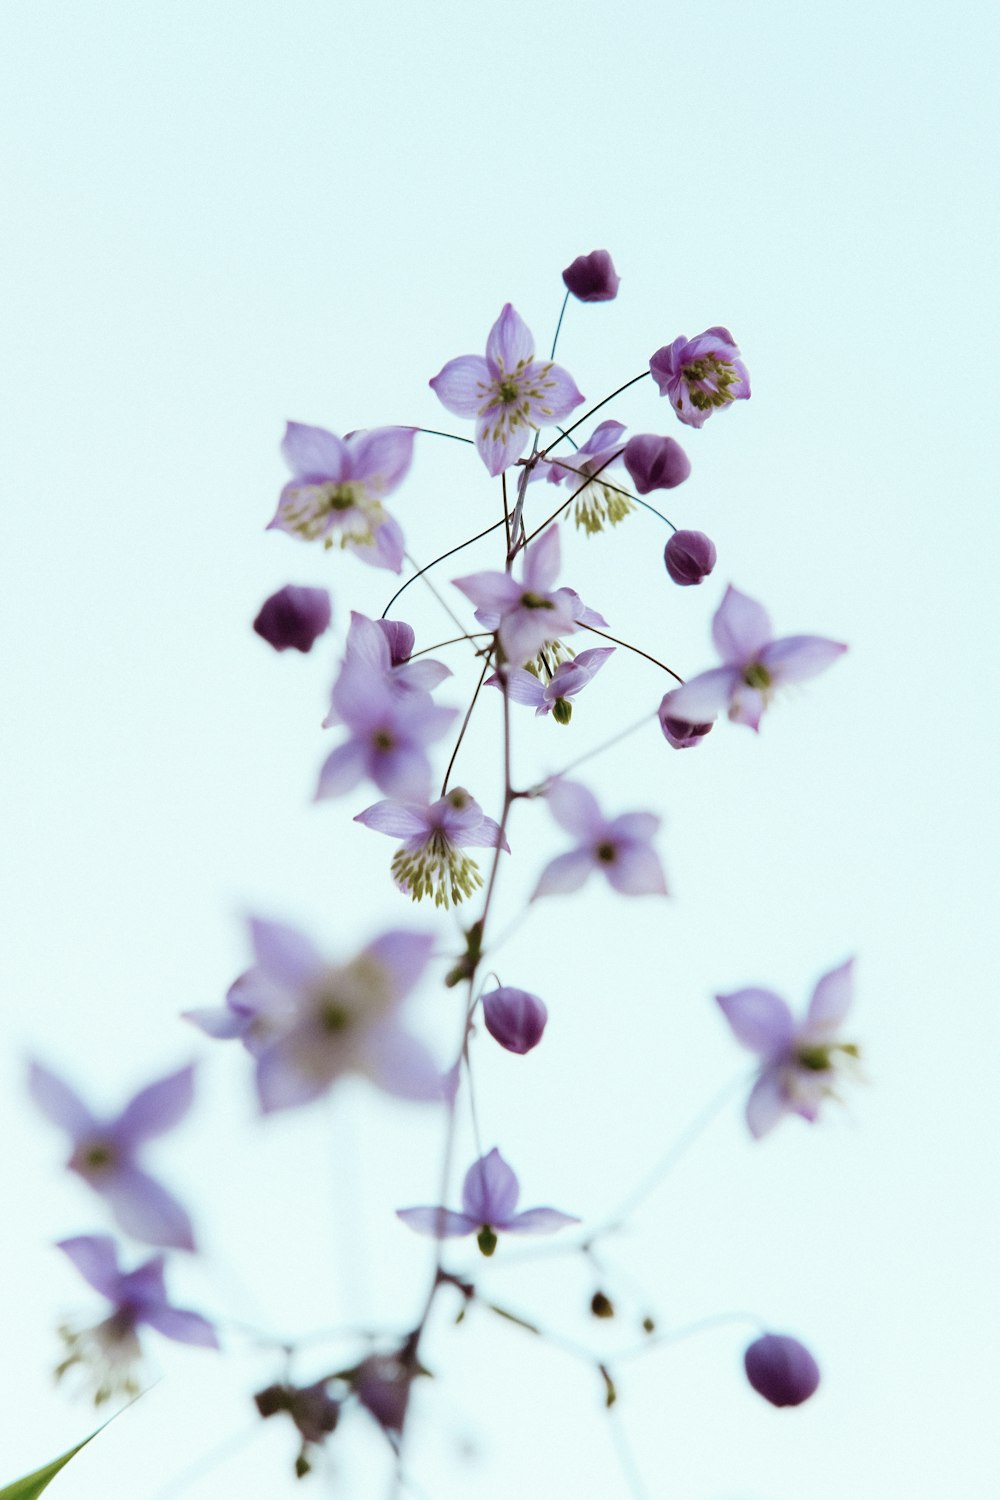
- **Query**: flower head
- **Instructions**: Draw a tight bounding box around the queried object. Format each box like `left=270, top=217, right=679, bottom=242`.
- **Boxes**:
left=269, top=422, right=416, bottom=572
left=561, top=249, right=621, bottom=303
left=649, top=328, right=750, bottom=429
left=489, top=645, right=614, bottom=724
left=29, top=1064, right=197, bottom=1250
left=354, top=787, right=509, bottom=908
left=453, top=526, right=606, bottom=669
left=322, top=612, right=452, bottom=730
left=665, top=585, right=847, bottom=732
left=253, top=584, right=332, bottom=653
left=541, top=421, right=634, bottom=534
left=658, top=689, right=714, bottom=749
left=623, top=433, right=691, bottom=494
left=482, top=987, right=548, bottom=1055
left=397, top=1148, right=578, bottom=1256
left=664, top=529, right=717, bottom=586
left=430, top=304, right=584, bottom=476
left=744, top=1334, right=821, bottom=1407
left=533, top=780, right=668, bottom=899
left=56, top=1234, right=216, bottom=1403
left=717, top=959, right=859, bottom=1138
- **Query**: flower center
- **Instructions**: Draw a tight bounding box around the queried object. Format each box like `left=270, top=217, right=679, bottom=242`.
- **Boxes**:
left=595, top=841, right=617, bottom=863
left=320, top=1002, right=351, bottom=1033
left=497, top=378, right=521, bottom=405
left=372, top=728, right=396, bottom=750
left=743, top=661, right=773, bottom=692
left=80, top=1141, right=116, bottom=1173
left=520, top=592, right=554, bottom=610
left=324, top=481, right=362, bottom=512
left=682, top=355, right=741, bottom=412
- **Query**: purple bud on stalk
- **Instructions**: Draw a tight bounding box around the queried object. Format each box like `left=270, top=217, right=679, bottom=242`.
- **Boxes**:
left=744, top=1334, right=820, bottom=1407
left=482, top=987, right=548, bottom=1055
left=253, top=585, right=332, bottom=653
left=376, top=617, right=416, bottom=665
left=658, top=690, right=714, bottom=749
left=623, top=434, right=691, bottom=494
left=664, top=529, right=717, bottom=586
left=562, top=249, right=621, bottom=303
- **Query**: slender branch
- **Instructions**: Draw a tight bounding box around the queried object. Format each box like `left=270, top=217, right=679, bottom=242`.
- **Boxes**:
left=407, top=630, right=492, bottom=660
left=440, top=659, right=491, bottom=796
left=538, top=370, right=651, bottom=458
left=413, top=426, right=475, bottom=446
left=580, top=624, right=684, bottom=683
left=549, top=288, right=571, bottom=360
left=520, top=450, right=624, bottom=548
left=380, top=519, right=507, bottom=618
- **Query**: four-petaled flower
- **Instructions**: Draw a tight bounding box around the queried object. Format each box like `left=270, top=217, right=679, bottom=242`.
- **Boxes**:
left=56, top=1234, right=216, bottom=1402
left=354, top=787, right=509, bottom=908
left=397, top=1148, right=578, bottom=1256
left=649, top=328, right=750, bottom=429
left=430, top=304, right=584, bottom=476
left=453, top=525, right=606, bottom=669
left=716, top=959, right=859, bottom=1138
left=269, top=422, right=416, bottom=572
left=29, top=1063, right=197, bottom=1251
left=533, top=780, right=668, bottom=898
left=539, top=420, right=635, bottom=534
left=321, top=613, right=451, bottom=730
left=489, top=645, right=614, bottom=725
left=665, top=585, right=846, bottom=732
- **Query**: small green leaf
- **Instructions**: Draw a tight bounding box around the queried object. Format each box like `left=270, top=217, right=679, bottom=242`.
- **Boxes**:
left=0, top=1412, right=118, bottom=1498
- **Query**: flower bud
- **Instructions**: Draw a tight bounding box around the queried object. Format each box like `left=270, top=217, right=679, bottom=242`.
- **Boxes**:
left=658, top=690, right=714, bottom=749
left=482, top=987, right=548, bottom=1055
left=562, top=249, right=621, bottom=303
left=743, top=1333, right=820, bottom=1407
left=663, top=529, right=717, bottom=586
left=355, top=1353, right=412, bottom=1433
left=376, top=617, right=416, bottom=665
left=552, top=697, right=573, bottom=725
left=623, top=434, right=691, bottom=494
left=590, top=1291, right=614, bottom=1319
left=253, top=585, right=331, bottom=653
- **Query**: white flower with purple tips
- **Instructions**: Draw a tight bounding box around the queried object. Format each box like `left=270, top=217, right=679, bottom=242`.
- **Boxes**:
left=541, top=420, right=634, bottom=534
left=533, top=780, right=668, bottom=899
left=717, top=959, right=860, bottom=1138
left=666, top=585, right=847, bottom=733
left=430, top=304, right=584, bottom=476
left=397, top=1148, right=578, bottom=1256
left=354, top=787, right=508, bottom=908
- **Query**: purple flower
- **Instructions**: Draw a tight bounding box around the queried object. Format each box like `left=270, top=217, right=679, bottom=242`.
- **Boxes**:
left=664, top=529, right=717, bottom=586
left=269, top=422, right=416, bottom=572
left=430, top=304, right=584, bottom=476
left=397, top=1148, right=578, bottom=1256
left=234, top=918, right=442, bottom=1112
left=649, top=328, right=750, bottom=429
left=744, top=1334, right=821, bottom=1407
left=354, top=787, right=509, bottom=908
left=623, top=434, right=692, bottom=494
left=665, top=585, right=847, bottom=732
left=658, top=689, right=714, bottom=750
left=183, top=966, right=298, bottom=1058
left=717, top=959, right=859, bottom=1138
left=562, top=249, right=621, bottom=303
left=55, top=1235, right=216, bottom=1402
left=322, top=612, right=451, bottom=731
left=488, top=645, right=614, bottom=724
left=354, top=1352, right=413, bottom=1434
left=453, top=525, right=606, bottom=669
left=482, top=987, right=548, bottom=1054
left=533, top=780, right=668, bottom=899
left=29, top=1064, right=197, bottom=1251
left=541, top=421, right=634, bottom=534
left=253, top=584, right=332, bottom=653
left=254, top=1380, right=341, bottom=1452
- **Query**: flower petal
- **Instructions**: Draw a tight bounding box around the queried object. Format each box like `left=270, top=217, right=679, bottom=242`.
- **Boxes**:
left=354, top=800, right=431, bottom=838
left=745, top=1067, right=789, bottom=1139
left=522, top=526, right=561, bottom=593
left=104, top=1166, right=196, bottom=1251
left=545, top=779, right=605, bottom=839
left=142, top=1305, right=219, bottom=1348
left=716, top=988, right=795, bottom=1054
left=316, top=740, right=367, bottom=800
left=531, top=848, right=594, bottom=899
left=605, top=841, right=668, bottom=896
left=28, top=1062, right=96, bottom=1140
left=712, top=586, right=773, bottom=664
left=759, top=634, right=848, bottom=685
left=56, top=1235, right=122, bottom=1297
left=250, top=919, right=322, bottom=990
left=347, top=427, right=416, bottom=494
left=281, top=421, right=346, bottom=479
left=660, top=666, right=735, bottom=723
left=806, top=958, right=855, bottom=1033
left=429, top=356, right=491, bottom=416
left=461, top=1148, right=520, bottom=1223
left=485, top=304, right=534, bottom=371
left=117, top=1066, right=195, bottom=1145
left=363, top=931, right=436, bottom=1004
left=396, top=1207, right=478, bottom=1238
left=362, top=1027, right=443, bottom=1102
left=506, top=1207, right=580, bottom=1235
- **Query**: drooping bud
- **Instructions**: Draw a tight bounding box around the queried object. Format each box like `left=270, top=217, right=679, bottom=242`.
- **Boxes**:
left=355, top=1352, right=413, bottom=1434
left=658, top=690, right=714, bottom=749
left=663, top=529, right=717, bottom=586
left=743, top=1333, right=820, bottom=1407
left=253, top=585, right=331, bottom=653
left=477, top=1226, right=498, bottom=1257
left=623, top=434, right=691, bottom=494
left=562, top=249, right=621, bottom=303
left=590, top=1291, right=615, bottom=1319
left=552, top=697, right=573, bottom=725
left=376, top=617, right=416, bottom=665
left=482, top=987, right=548, bottom=1055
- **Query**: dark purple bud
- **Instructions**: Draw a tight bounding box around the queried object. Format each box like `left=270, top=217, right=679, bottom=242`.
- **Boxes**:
left=623, top=434, right=691, bottom=494
left=254, top=1380, right=340, bottom=1444
left=376, top=617, right=416, bottom=665
left=663, top=529, right=717, bottom=586
left=744, top=1334, right=820, bottom=1408
left=253, top=585, right=331, bottom=653
left=562, top=249, right=621, bottom=303
left=482, top=987, right=548, bottom=1055
left=658, top=690, right=714, bottom=749
left=355, top=1353, right=412, bottom=1434
left=590, top=1291, right=615, bottom=1319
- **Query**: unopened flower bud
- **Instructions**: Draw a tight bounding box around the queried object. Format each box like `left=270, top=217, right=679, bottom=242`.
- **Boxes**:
left=590, top=1291, right=615, bottom=1319
left=253, top=585, right=331, bottom=653
left=663, top=529, right=717, bottom=586
left=482, top=987, right=548, bottom=1055
left=562, top=249, right=621, bottom=303
left=743, top=1333, right=820, bottom=1407
left=477, top=1226, right=498, bottom=1257
left=552, top=697, right=573, bottom=725
left=658, top=690, right=714, bottom=749
left=376, top=617, right=416, bottom=665
left=623, top=434, right=691, bottom=494
left=355, top=1353, right=412, bottom=1434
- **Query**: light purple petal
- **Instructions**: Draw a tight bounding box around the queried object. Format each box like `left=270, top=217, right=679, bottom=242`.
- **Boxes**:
left=281, top=421, right=346, bottom=480
left=529, top=362, right=585, bottom=423
left=716, top=989, right=795, bottom=1054
left=316, top=740, right=367, bottom=799
left=28, top=1063, right=96, bottom=1140
left=104, top=1166, right=196, bottom=1251
left=354, top=800, right=431, bottom=838
left=546, top=779, right=605, bottom=839
left=182, top=1004, right=253, bottom=1041
left=56, top=1235, right=122, bottom=1298
left=142, top=1305, right=219, bottom=1348
left=485, top=304, right=534, bottom=371
left=250, top=919, right=322, bottom=989
left=429, top=356, right=491, bottom=416
left=729, top=685, right=765, bottom=731
left=497, top=610, right=559, bottom=669
left=745, top=1068, right=789, bottom=1139
left=451, top=569, right=521, bottom=617
left=550, top=647, right=614, bottom=697
left=394, top=659, right=452, bottom=693
left=462, top=1148, right=520, bottom=1223
left=712, top=586, right=773, bottom=664
left=370, top=738, right=436, bottom=803
left=505, top=1207, right=580, bottom=1235
left=348, top=427, right=416, bottom=493
left=358, top=514, right=405, bottom=574
left=665, top=666, right=738, bottom=723
left=117, top=1066, right=195, bottom=1145
left=362, top=1027, right=443, bottom=1102
left=362, top=931, right=435, bottom=1004
left=759, top=635, right=848, bottom=685
left=608, top=811, right=660, bottom=843
left=605, top=842, right=668, bottom=896
left=475, top=414, right=532, bottom=478
left=806, top=958, right=855, bottom=1033
left=522, top=526, right=561, bottom=593
left=501, top=669, right=547, bottom=709
left=345, top=612, right=394, bottom=674
left=255, top=1038, right=329, bottom=1113
left=396, top=1207, right=478, bottom=1238
left=532, top=848, right=594, bottom=899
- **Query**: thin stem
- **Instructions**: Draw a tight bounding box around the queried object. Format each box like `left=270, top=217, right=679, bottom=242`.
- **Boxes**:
left=502, top=469, right=512, bottom=553
left=413, top=426, right=475, bottom=446
left=520, top=450, right=624, bottom=548
left=440, top=658, right=491, bottom=796
left=407, top=630, right=493, bottom=659
left=617, top=1309, right=764, bottom=1365
left=607, top=1405, right=652, bottom=1500
left=549, top=288, right=571, bottom=360
left=581, top=624, right=684, bottom=683
left=538, top=370, right=651, bottom=458
left=526, top=710, right=656, bottom=794
left=380, top=519, right=507, bottom=618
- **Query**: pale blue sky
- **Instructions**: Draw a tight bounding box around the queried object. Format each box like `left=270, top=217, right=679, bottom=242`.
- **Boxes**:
left=2, top=2, right=998, bottom=1496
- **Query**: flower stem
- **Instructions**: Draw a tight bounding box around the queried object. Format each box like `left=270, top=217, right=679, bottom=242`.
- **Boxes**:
left=440, top=659, right=490, bottom=796
left=580, top=624, right=684, bottom=683
left=380, top=520, right=507, bottom=619
left=538, top=370, right=651, bottom=458
left=549, top=288, right=571, bottom=361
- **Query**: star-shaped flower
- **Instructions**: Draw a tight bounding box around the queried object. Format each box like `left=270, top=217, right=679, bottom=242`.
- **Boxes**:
left=430, top=304, right=584, bottom=476
left=397, top=1148, right=578, bottom=1256
left=533, top=780, right=668, bottom=898
left=488, top=645, right=614, bottom=724
left=354, top=787, right=508, bottom=908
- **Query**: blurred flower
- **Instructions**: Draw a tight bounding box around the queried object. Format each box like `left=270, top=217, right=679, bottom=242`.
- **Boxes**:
left=623, top=433, right=691, bottom=494
left=254, top=1379, right=341, bottom=1468
left=562, top=249, right=620, bottom=302
left=482, top=987, right=548, bottom=1054
left=717, top=959, right=859, bottom=1138
left=533, top=780, right=667, bottom=899
left=253, top=584, right=332, bottom=653
left=354, top=788, right=508, bottom=908
left=541, top=421, right=634, bottom=534
left=664, top=529, right=717, bottom=586
left=430, top=304, right=584, bottom=476
left=665, top=585, right=847, bottom=732
left=29, top=1064, right=197, bottom=1251
left=744, top=1333, right=820, bottom=1407
left=354, top=1352, right=414, bottom=1434
left=322, top=612, right=451, bottom=729
left=649, top=328, right=750, bottom=428
left=397, top=1148, right=578, bottom=1255
left=269, top=422, right=415, bottom=571
left=658, top=689, right=714, bottom=749
left=489, top=645, right=614, bottom=723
